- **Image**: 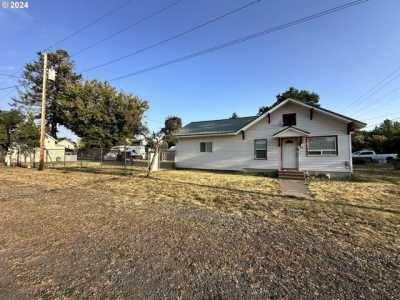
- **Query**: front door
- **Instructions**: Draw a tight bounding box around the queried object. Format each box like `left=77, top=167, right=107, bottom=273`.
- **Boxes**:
left=282, top=138, right=297, bottom=169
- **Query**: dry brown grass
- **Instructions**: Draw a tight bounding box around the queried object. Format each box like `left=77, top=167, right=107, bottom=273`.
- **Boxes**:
left=0, top=166, right=399, bottom=298
left=309, top=166, right=400, bottom=213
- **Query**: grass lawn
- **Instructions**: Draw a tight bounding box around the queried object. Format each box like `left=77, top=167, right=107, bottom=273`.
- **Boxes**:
left=0, top=166, right=399, bottom=299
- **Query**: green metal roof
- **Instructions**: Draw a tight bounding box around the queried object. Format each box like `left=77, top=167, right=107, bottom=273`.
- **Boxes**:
left=175, top=116, right=257, bottom=137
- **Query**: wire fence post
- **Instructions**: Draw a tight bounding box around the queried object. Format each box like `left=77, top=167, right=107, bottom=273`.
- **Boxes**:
left=100, top=148, right=103, bottom=169
left=33, top=147, right=36, bottom=168
left=80, top=150, right=83, bottom=169
left=124, top=145, right=127, bottom=169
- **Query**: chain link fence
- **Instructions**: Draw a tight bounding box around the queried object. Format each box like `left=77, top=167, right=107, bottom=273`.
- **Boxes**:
left=2, top=146, right=175, bottom=170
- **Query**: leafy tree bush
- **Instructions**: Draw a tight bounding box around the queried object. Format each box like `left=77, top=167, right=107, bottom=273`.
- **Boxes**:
left=258, top=87, right=319, bottom=116
left=162, top=116, right=182, bottom=147
left=352, top=119, right=400, bottom=155
left=59, top=80, right=149, bottom=149
left=13, top=50, right=81, bottom=138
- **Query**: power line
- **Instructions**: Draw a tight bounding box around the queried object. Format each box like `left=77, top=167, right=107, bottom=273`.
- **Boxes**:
left=43, top=0, right=134, bottom=52
left=72, top=0, right=185, bottom=57
left=2, top=0, right=369, bottom=107
left=3, top=0, right=135, bottom=80
left=0, top=73, right=19, bottom=78
left=366, top=117, right=400, bottom=129
left=105, top=0, right=369, bottom=82
left=363, top=112, right=400, bottom=121
left=345, top=65, right=400, bottom=113
left=0, top=73, right=19, bottom=89
left=354, top=86, right=400, bottom=117
left=0, top=89, right=16, bottom=106
left=81, top=0, right=264, bottom=73
left=0, top=85, right=17, bottom=91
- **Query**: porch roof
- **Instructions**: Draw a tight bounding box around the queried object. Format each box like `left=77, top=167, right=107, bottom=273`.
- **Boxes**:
left=272, top=126, right=310, bottom=138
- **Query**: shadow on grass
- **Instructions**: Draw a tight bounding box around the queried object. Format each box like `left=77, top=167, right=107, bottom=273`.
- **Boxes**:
left=57, top=167, right=135, bottom=177
left=149, top=176, right=400, bottom=215
left=47, top=167, right=400, bottom=216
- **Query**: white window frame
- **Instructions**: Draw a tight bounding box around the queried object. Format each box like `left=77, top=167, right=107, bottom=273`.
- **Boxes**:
left=306, top=136, right=338, bottom=156
left=254, top=139, right=267, bottom=160
left=200, top=142, right=212, bottom=153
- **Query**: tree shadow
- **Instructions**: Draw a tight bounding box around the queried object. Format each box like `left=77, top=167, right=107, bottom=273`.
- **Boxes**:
left=48, top=167, right=400, bottom=216
left=59, top=167, right=135, bottom=177
left=149, top=176, right=400, bottom=215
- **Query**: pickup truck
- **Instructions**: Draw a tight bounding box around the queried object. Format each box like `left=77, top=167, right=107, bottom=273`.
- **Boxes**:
left=352, top=150, right=398, bottom=163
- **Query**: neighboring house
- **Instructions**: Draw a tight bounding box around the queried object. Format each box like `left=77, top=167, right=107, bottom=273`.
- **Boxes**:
left=57, top=138, right=76, bottom=151
left=174, top=98, right=366, bottom=177
left=6, top=134, right=68, bottom=166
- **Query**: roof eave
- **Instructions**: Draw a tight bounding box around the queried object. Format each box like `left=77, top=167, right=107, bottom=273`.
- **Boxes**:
left=272, top=126, right=311, bottom=137
left=174, top=132, right=237, bottom=138
left=240, top=98, right=367, bottom=132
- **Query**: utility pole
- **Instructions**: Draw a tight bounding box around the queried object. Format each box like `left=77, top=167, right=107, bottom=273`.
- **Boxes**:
left=38, top=52, right=48, bottom=171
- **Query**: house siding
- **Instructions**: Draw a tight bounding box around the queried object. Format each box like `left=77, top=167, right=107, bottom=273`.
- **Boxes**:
left=176, top=102, right=352, bottom=173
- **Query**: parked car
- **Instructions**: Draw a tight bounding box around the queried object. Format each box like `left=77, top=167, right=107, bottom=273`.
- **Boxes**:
left=103, top=149, right=119, bottom=161
left=117, top=149, right=142, bottom=161
left=352, top=150, right=398, bottom=163
left=104, top=146, right=146, bottom=161
left=104, top=149, right=144, bottom=162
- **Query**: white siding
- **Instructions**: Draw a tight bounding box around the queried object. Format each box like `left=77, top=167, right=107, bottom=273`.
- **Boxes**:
left=176, top=102, right=352, bottom=173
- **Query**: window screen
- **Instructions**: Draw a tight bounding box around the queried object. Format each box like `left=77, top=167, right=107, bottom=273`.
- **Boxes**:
left=307, top=136, right=337, bottom=156
left=200, top=142, right=212, bottom=152
left=254, top=139, right=267, bottom=159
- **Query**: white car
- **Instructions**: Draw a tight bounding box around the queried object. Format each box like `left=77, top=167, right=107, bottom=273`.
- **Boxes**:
left=104, top=147, right=146, bottom=161
left=103, top=149, right=119, bottom=161
left=352, top=150, right=398, bottom=163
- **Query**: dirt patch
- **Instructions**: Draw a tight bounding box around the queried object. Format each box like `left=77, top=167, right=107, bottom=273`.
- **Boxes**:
left=0, top=168, right=399, bottom=299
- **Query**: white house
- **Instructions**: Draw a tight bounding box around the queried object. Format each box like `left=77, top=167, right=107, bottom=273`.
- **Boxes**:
left=57, top=138, right=76, bottom=151
left=174, top=99, right=366, bottom=178
left=6, top=134, right=66, bottom=167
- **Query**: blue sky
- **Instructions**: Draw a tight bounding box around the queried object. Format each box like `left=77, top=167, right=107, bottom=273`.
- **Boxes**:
left=1, top=0, right=399, bottom=139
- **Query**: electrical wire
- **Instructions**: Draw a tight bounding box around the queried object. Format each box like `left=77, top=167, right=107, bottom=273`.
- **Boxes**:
left=43, top=0, right=134, bottom=52
left=71, top=0, right=185, bottom=57
left=3, top=0, right=136, bottom=79
left=81, top=0, right=264, bottom=73
left=345, top=66, right=400, bottom=113
left=0, top=73, right=19, bottom=78
left=105, top=0, right=369, bottom=82
left=0, top=85, right=17, bottom=91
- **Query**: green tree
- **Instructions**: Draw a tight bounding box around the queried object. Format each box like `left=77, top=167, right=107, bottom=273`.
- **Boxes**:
left=373, top=119, right=400, bottom=137
left=258, top=87, right=320, bottom=115
left=352, top=119, right=400, bottom=155
left=14, top=113, right=40, bottom=160
left=0, top=110, right=24, bottom=152
left=13, top=49, right=81, bottom=138
left=230, top=112, right=239, bottom=119
left=369, top=135, right=388, bottom=154
left=352, top=130, right=369, bottom=152
left=161, top=116, right=182, bottom=147
left=59, top=80, right=149, bottom=149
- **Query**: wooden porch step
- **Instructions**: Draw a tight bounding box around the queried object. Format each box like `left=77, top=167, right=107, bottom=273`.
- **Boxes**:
left=278, top=170, right=305, bottom=180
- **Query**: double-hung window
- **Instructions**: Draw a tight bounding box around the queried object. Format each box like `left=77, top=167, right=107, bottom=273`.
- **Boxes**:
left=254, top=139, right=267, bottom=159
left=307, top=136, right=338, bottom=156
left=200, top=142, right=212, bottom=152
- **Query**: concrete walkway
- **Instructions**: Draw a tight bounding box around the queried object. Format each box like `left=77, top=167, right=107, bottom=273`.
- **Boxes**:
left=279, top=179, right=311, bottom=198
